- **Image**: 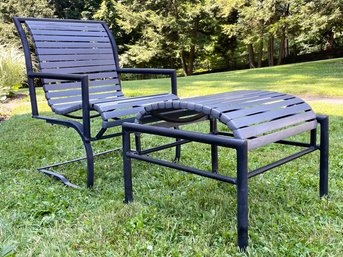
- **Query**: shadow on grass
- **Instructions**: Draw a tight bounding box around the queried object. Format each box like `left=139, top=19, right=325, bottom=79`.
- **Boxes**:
left=0, top=110, right=342, bottom=255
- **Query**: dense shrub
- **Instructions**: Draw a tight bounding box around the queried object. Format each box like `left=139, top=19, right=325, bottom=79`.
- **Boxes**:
left=0, top=45, right=26, bottom=100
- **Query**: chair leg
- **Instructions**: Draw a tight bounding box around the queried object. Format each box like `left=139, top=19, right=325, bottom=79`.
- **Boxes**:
left=123, top=129, right=133, bottom=203
left=318, top=116, right=329, bottom=198
left=236, top=143, right=249, bottom=250
left=83, top=140, right=94, bottom=188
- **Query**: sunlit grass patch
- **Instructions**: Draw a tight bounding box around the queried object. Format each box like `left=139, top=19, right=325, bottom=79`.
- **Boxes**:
left=0, top=58, right=343, bottom=256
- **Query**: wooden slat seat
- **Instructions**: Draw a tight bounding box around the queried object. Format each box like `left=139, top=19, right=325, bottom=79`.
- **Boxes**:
left=136, top=90, right=317, bottom=150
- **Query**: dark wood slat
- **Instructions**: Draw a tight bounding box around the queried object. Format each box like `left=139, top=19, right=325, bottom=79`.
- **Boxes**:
left=41, top=65, right=116, bottom=74
left=38, top=54, right=114, bottom=61
left=35, top=42, right=111, bottom=48
left=30, top=30, right=108, bottom=36
left=231, top=103, right=312, bottom=128
left=33, top=35, right=110, bottom=42
left=49, top=92, right=121, bottom=105
left=46, top=86, right=121, bottom=98
left=44, top=79, right=120, bottom=91
left=40, top=59, right=115, bottom=69
left=235, top=111, right=316, bottom=139
left=36, top=48, right=113, bottom=55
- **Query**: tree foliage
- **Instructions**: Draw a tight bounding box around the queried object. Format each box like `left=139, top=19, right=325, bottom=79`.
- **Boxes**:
left=96, top=0, right=220, bottom=75
left=1, top=0, right=342, bottom=75
left=0, top=0, right=54, bottom=45
left=295, top=0, right=343, bottom=52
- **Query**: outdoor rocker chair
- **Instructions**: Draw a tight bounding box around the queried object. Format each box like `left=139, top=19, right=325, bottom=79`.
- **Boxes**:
left=13, top=17, right=178, bottom=188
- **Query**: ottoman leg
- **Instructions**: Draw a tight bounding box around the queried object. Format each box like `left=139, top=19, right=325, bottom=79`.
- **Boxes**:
left=237, top=143, right=249, bottom=250
left=318, top=115, right=329, bottom=198
left=210, top=119, right=218, bottom=173
left=123, top=129, right=133, bottom=203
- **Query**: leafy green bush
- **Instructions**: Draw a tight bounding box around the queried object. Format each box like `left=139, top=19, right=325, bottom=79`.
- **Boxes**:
left=0, top=45, right=26, bottom=100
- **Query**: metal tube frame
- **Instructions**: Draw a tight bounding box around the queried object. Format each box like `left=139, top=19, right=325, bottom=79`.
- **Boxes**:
left=122, top=114, right=329, bottom=250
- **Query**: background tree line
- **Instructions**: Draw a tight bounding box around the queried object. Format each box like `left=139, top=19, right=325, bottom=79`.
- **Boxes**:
left=1, top=0, right=343, bottom=76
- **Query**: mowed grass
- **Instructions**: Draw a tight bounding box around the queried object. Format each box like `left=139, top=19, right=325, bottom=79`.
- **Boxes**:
left=0, top=59, right=343, bottom=256
left=122, top=58, right=343, bottom=97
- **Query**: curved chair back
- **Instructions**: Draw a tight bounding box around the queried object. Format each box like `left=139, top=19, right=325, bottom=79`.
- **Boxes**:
left=14, top=17, right=123, bottom=114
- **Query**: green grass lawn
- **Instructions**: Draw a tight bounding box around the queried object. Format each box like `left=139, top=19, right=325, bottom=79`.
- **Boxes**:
left=0, top=59, right=343, bottom=256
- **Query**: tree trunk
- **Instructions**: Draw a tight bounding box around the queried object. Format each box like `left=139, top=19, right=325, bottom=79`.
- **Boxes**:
left=188, top=44, right=195, bottom=75
left=268, top=36, right=274, bottom=66
left=257, top=39, right=263, bottom=68
left=278, top=29, right=286, bottom=65
left=285, top=37, right=289, bottom=57
left=325, top=31, right=335, bottom=51
left=180, top=51, right=188, bottom=76
left=247, top=44, right=255, bottom=68
left=180, top=45, right=195, bottom=76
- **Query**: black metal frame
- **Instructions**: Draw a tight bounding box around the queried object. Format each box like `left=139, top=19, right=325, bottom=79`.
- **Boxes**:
left=13, top=17, right=177, bottom=188
left=122, top=115, right=329, bottom=250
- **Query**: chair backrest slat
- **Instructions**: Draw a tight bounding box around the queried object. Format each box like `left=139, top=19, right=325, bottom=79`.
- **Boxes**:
left=38, top=53, right=114, bottom=62
left=33, top=35, right=110, bottom=42
left=36, top=48, right=114, bottom=55
left=49, top=91, right=124, bottom=105
left=41, top=65, right=117, bottom=74
left=45, top=79, right=120, bottom=91
left=46, top=85, right=122, bottom=98
left=20, top=19, right=123, bottom=113
left=40, top=59, right=115, bottom=69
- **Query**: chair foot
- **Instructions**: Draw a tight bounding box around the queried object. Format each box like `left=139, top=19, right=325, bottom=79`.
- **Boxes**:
left=38, top=168, right=79, bottom=188
left=36, top=148, right=120, bottom=188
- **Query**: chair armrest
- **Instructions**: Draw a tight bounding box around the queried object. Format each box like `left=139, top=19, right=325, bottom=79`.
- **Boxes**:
left=117, top=68, right=177, bottom=95
left=28, top=72, right=92, bottom=139
left=28, top=71, right=87, bottom=81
